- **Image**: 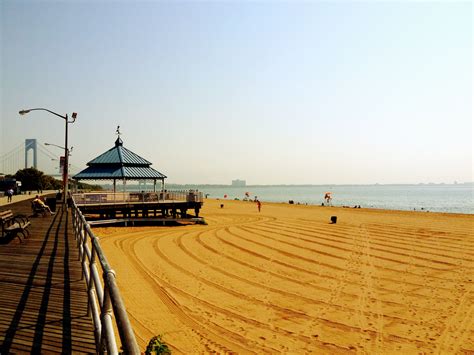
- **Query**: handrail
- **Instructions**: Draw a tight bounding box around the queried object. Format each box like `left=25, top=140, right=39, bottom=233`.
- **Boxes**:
left=72, top=190, right=203, bottom=205
left=71, top=199, right=140, bottom=354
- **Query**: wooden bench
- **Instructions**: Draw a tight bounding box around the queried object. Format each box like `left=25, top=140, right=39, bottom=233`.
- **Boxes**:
left=0, top=210, right=31, bottom=242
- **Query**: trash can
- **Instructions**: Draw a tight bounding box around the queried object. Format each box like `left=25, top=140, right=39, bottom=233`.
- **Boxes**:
left=46, top=197, right=57, bottom=212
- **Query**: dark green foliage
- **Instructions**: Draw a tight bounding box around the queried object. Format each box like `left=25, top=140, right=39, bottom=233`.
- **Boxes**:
left=12, top=168, right=102, bottom=192
left=42, top=174, right=63, bottom=190
left=14, top=168, right=62, bottom=191
left=145, top=335, right=171, bottom=355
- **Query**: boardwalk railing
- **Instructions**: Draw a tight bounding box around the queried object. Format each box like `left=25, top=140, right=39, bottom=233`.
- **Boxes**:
left=71, top=199, right=140, bottom=354
left=73, top=190, right=203, bottom=205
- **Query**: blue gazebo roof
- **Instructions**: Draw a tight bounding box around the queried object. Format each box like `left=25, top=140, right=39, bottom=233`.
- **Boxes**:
left=73, top=137, right=167, bottom=181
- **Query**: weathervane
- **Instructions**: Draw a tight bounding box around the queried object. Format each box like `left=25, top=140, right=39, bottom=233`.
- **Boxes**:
left=114, top=125, right=124, bottom=146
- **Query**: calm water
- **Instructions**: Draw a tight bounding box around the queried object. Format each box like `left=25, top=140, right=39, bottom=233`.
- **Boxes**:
left=164, top=184, right=474, bottom=214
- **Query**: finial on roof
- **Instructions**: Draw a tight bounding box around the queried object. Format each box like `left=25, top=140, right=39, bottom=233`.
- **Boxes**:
left=115, top=125, right=123, bottom=146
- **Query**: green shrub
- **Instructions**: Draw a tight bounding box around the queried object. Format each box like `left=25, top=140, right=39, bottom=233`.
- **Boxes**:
left=145, top=335, right=171, bottom=355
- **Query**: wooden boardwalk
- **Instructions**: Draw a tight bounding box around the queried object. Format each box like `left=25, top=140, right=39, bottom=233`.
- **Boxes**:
left=0, top=198, right=96, bottom=353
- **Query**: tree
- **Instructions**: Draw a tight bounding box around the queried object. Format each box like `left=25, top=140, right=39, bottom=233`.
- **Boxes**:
left=14, top=168, right=62, bottom=191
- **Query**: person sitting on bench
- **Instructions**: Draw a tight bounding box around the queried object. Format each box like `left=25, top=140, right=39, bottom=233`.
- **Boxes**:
left=33, top=195, right=55, bottom=215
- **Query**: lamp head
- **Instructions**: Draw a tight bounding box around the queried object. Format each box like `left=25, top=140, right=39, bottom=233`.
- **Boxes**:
left=19, top=110, right=30, bottom=115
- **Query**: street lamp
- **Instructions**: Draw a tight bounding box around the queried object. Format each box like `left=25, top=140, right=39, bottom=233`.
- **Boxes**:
left=45, top=142, right=73, bottom=154
left=19, top=108, right=77, bottom=206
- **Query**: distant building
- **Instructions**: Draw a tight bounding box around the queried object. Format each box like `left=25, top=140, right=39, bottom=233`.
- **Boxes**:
left=232, top=179, right=246, bottom=187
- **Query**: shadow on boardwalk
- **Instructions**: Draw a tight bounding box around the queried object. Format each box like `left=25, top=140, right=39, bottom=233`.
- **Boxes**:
left=0, top=198, right=96, bottom=353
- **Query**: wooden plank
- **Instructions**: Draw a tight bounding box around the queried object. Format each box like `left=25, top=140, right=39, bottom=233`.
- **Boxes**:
left=0, top=197, right=96, bottom=354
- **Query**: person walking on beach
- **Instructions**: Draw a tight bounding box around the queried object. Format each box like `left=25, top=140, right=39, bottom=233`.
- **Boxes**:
left=324, top=192, right=332, bottom=206
left=256, top=199, right=261, bottom=212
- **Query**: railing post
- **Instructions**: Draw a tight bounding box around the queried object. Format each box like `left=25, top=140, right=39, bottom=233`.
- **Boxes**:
left=89, top=284, right=102, bottom=351
left=101, top=278, right=118, bottom=354
left=89, top=239, right=104, bottom=307
left=78, top=221, right=85, bottom=261
left=87, top=247, right=96, bottom=317
left=81, top=225, right=89, bottom=281
left=105, top=270, right=141, bottom=354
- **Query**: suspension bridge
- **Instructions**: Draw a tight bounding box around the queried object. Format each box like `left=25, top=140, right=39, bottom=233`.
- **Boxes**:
left=0, top=139, right=81, bottom=177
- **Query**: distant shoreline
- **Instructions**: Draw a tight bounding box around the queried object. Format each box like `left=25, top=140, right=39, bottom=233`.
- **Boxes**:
left=209, top=198, right=474, bottom=217
left=95, top=184, right=473, bottom=214
left=102, top=183, right=474, bottom=188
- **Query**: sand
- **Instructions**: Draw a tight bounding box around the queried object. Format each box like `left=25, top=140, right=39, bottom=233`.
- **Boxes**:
left=95, top=199, right=474, bottom=354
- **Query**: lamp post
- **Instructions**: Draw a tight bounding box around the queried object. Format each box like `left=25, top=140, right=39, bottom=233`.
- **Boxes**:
left=19, top=108, right=77, bottom=206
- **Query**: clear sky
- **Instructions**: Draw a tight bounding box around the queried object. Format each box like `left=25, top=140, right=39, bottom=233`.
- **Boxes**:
left=1, top=0, right=472, bottom=185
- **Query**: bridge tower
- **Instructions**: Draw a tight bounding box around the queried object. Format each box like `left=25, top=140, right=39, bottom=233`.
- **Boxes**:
left=25, top=139, right=38, bottom=169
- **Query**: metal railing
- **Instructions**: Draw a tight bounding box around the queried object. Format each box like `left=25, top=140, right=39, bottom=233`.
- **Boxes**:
left=72, top=190, right=203, bottom=205
left=71, top=199, right=140, bottom=354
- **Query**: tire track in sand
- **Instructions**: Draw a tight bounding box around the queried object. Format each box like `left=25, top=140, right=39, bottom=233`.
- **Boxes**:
left=152, top=228, right=353, bottom=353
left=115, top=231, right=257, bottom=354
left=235, top=225, right=458, bottom=297
left=211, top=226, right=455, bottom=310
left=268, top=220, right=474, bottom=263
left=216, top=226, right=436, bottom=348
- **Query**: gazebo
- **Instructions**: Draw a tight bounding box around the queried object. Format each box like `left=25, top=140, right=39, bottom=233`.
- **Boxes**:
left=73, top=135, right=167, bottom=193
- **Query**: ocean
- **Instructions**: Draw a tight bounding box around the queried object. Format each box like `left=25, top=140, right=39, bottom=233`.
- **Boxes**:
left=162, top=184, right=474, bottom=214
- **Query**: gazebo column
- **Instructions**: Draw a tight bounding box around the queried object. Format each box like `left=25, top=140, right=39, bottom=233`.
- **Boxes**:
left=113, top=179, right=116, bottom=193
left=153, top=179, right=156, bottom=192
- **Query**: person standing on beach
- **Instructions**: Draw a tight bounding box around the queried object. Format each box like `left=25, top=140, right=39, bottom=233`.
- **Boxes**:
left=256, top=199, right=261, bottom=212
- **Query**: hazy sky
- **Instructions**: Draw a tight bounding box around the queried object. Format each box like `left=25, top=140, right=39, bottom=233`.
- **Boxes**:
left=1, top=0, right=472, bottom=184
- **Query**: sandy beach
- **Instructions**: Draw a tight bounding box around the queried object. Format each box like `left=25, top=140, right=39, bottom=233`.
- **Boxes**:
left=95, top=199, right=474, bottom=354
